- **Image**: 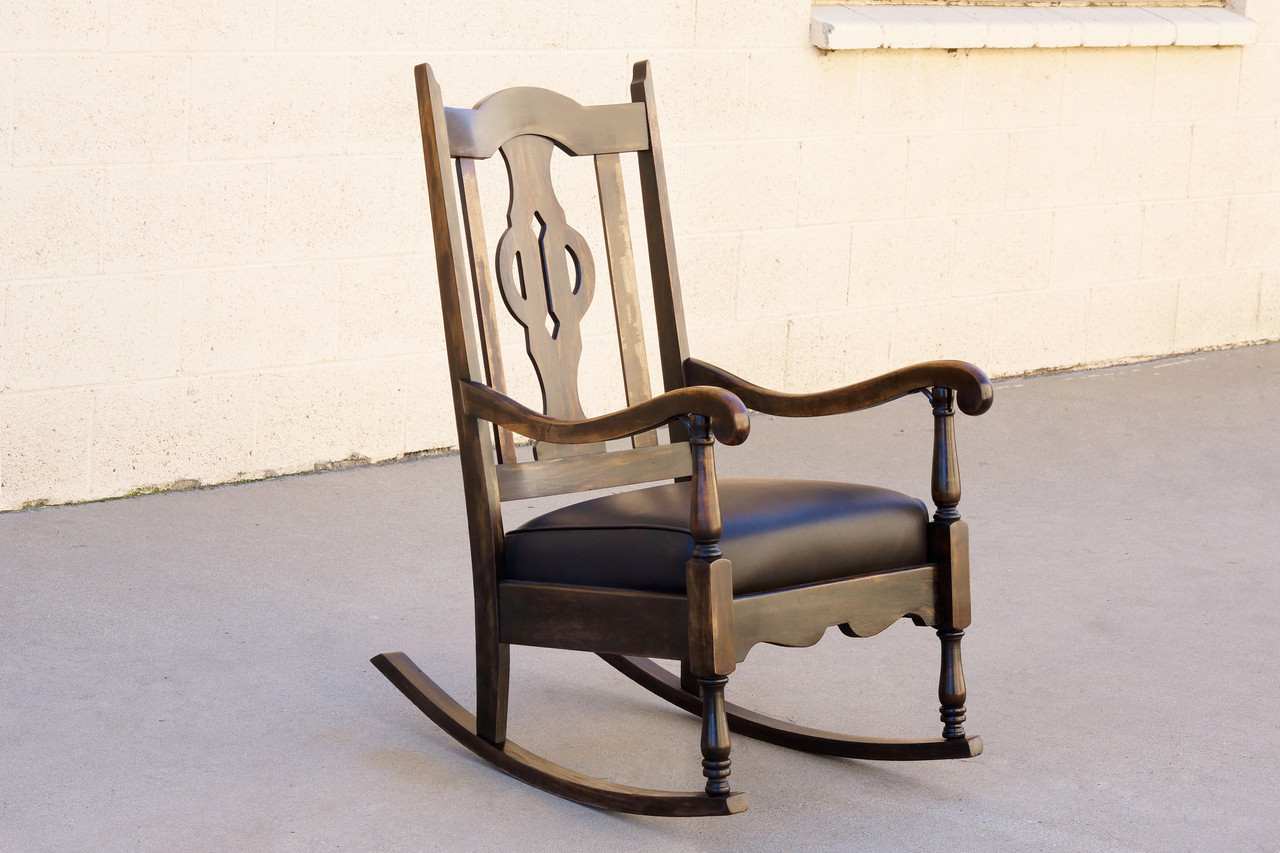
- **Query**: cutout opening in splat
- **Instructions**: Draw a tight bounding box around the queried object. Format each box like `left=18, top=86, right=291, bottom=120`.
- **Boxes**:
left=566, top=244, right=584, bottom=295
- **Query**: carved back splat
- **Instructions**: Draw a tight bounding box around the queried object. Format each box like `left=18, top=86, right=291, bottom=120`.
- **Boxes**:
left=494, top=134, right=600, bottom=459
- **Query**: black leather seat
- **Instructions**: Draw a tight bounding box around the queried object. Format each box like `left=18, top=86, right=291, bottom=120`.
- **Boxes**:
left=505, top=478, right=929, bottom=595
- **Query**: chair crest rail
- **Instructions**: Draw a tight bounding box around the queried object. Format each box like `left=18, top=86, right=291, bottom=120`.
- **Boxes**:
left=445, top=90, right=649, bottom=160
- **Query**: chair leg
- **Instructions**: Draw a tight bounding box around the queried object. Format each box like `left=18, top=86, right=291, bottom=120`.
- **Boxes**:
left=937, top=628, right=967, bottom=740
left=476, top=639, right=510, bottom=745
left=679, top=660, right=698, bottom=695
left=699, top=675, right=732, bottom=796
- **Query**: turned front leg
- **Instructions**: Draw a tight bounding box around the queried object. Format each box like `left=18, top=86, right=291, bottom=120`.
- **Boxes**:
left=937, top=628, right=967, bottom=739
left=699, top=675, right=731, bottom=795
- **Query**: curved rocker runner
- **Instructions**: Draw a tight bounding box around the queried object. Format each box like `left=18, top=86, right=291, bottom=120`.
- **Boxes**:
left=372, top=652, right=747, bottom=816
left=599, top=654, right=982, bottom=762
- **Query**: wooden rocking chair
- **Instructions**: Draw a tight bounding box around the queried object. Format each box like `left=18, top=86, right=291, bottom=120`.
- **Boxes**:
left=372, top=61, right=994, bottom=817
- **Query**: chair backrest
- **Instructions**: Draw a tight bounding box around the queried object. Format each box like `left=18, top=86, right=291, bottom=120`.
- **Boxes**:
left=417, top=61, right=696, bottom=514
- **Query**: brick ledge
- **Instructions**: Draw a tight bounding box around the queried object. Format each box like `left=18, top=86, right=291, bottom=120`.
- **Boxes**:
left=811, top=4, right=1258, bottom=49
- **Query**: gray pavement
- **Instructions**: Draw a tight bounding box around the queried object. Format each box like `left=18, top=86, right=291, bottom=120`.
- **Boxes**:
left=4, top=343, right=1279, bottom=852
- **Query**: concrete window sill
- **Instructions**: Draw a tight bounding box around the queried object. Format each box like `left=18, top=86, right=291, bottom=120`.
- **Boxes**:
left=811, top=4, right=1258, bottom=50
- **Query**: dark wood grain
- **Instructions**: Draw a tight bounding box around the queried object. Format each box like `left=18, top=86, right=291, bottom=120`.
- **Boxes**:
left=698, top=674, right=732, bottom=796
left=446, top=88, right=649, bottom=159
left=937, top=629, right=968, bottom=740
left=460, top=380, right=750, bottom=446
left=415, top=62, right=510, bottom=746
left=684, top=357, right=994, bottom=418
left=496, top=442, right=692, bottom=501
left=594, top=151, right=659, bottom=448
left=377, top=60, right=992, bottom=816
left=686, top=558, right=735, bottom=675
left=929, top=386, right=970, bottom=739
left=630, top=61, right=690, bottom=402
left=930, top=386, right=961, bottom=519
left=499, top=581, right=688, bottom=659
left=686, top=415, right=723, bottom=558
left=928, top=521, right=971, bottom=630
left=494, top=133, right=601, bottom=460
left=732, top=566, right=939, bottom=661
left=600, top=655, right=982, bottom=761
left=372, top=652, right=747, bottom=816
left=457, top=158, right=518, bottom=463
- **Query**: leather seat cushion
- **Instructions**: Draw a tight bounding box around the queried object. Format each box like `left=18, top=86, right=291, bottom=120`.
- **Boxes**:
left=503, top=478, right=929, bottom=595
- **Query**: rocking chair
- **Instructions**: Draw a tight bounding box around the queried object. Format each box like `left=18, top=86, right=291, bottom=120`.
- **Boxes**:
left=371, top=61, right=994, bottom=817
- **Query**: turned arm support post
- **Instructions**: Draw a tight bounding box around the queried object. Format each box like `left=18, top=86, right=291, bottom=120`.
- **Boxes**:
left=930, top=386, right=961, bottom=522
left=927, top=386, right=969, bottom=629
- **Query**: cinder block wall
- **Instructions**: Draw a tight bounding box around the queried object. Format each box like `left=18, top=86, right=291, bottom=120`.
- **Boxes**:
left=2, top=1, right=1277, bottom=511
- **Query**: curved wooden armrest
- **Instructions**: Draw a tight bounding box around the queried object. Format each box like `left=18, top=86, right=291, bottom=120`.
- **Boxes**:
left=684, top=357, right=993, bottom=418
left=459, top=381, right=751, bottom=446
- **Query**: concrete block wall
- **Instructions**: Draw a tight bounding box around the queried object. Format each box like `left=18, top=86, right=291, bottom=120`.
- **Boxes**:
left=1, top=0, right=1277, bottom=510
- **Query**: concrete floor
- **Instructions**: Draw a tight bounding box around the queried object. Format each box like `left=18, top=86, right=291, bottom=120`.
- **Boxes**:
left=4, top=343, right=1279, bottom=852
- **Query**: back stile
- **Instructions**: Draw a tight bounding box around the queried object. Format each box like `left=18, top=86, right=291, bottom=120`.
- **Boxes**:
left=594, top=151, right=658, bottom=449
left=416, top=62, right=510, bottom=743
left=630, top=61, right=691, bottom=399
left=457, top=157, right=519, bottom=464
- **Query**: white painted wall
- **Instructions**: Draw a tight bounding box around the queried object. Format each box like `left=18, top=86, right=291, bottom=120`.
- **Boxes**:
left=2, top=1, right=1277, bottom=510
